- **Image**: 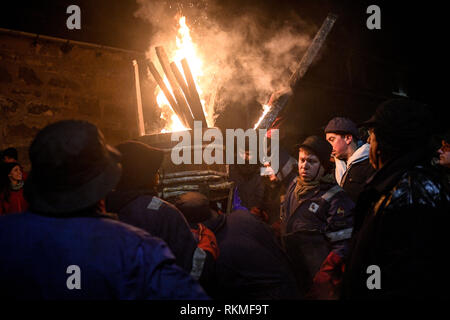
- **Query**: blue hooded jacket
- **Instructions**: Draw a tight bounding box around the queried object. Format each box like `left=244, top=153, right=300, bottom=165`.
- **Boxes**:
left=106, top=191, right=198, bottom=273
left=0, top=211, right=209, bottom=300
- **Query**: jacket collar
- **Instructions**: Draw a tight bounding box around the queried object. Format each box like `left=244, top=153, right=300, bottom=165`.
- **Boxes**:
left=335, top=143, right=370, bottom=185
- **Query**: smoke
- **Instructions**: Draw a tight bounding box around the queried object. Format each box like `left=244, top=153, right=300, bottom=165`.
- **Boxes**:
left=135, top=0, right=314, bottom=127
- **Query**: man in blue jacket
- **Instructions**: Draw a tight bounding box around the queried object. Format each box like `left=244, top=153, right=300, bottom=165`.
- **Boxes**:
left=281, top=136, right=354, bottom=299
left=0, top=120, right=208, bottom=300
left=105, top=141, right=210, bottom=283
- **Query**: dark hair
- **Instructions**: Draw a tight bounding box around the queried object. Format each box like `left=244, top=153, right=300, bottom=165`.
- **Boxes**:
left=0, top=162, right=20, bottom=203
left=2, top=148, right=18, bottom=161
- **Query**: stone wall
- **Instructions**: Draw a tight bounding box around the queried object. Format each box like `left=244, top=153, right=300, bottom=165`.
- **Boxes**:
left=0, top=29, right=156, bottom=169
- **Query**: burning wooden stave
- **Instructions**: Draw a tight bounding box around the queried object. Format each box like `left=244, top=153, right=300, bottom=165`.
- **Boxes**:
left=255, top=13, right=338, bottom=130
left=148, top=45, right=209, bottom=130
left=154, top=46, right=194, bottom=129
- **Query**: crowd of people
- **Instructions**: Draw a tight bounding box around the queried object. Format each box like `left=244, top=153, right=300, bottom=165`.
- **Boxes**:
left=0, top=98, right=449, bottom=300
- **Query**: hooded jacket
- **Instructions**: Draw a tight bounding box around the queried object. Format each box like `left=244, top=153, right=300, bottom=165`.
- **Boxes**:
left=0, top=211, right=209, bottom=300
left=334, top=143, right=375, bottom=203
left=106, top=190, right=198, bottom=274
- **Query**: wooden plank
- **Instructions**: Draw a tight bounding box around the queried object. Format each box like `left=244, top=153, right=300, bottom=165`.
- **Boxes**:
left=147, top=61, right=187, bottom=127
left=181, top=58, right=208, bottom=127
left=155, top=46, right=194, bottom=129
left=255, top=13, right=338, bottom=129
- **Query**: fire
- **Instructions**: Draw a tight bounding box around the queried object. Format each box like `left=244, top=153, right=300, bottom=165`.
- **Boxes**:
left=253, top=104, right=271, bottom=129
left=156, top=16, right=208, bottom=132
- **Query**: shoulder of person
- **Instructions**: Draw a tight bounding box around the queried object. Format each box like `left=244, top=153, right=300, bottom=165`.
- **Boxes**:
left=323, top=185, right=354, bottom=206
left=286, top=176, right=298, bottom=193
left=388, top=164, right=447, bottom=209
left=144, top=196, right=190, bottom=224
left=145, top=196, right=179, bottom=213
left=348, top=158, right=374, bottom=173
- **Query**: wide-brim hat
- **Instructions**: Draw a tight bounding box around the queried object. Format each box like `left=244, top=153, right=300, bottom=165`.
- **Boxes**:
left=358, top=114, right=378, bottom=128
left=358, top=98, right=434, bottom=152
left=24, top=120, right=122, bottom=213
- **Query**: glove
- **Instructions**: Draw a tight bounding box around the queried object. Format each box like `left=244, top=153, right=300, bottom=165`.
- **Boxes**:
left=307, top=251, right=344, bottom=300
left=191, top=223, right=220, bottom=260
left=250, top=207, right=269, bottom=223
left=271, top=219, right=282, bottom=239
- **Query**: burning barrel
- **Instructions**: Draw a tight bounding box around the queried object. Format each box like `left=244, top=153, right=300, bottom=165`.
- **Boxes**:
left=136, top=130, right=234, bottom=213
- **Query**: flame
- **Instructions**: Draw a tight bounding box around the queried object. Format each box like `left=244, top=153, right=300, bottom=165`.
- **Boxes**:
left=156, top=16, right=209, bottom=132
left=253, top=104, right=271, bottom=129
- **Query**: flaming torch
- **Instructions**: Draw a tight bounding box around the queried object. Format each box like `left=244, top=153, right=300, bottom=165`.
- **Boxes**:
left=253, top=13, right=338, bottom=130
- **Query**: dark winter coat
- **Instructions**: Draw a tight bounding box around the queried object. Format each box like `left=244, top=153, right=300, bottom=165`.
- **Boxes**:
left=0, top=211, right=209, bottom=300
left=281, top=177, right=354, bottom=290
left=106, top=190, right=197, bottom=273
left=342, top=151, right=450, bottom=299
left=340, top=158, right=376, bottom=203
left=204, top=210, right=300, bottom=300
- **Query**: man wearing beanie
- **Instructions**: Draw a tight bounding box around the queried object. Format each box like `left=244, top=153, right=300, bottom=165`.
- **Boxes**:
left=324, top=117, right=375, bottom=203
left=0, top=120, right=208, bottom=300
left=342, top=99, right=450, bottom=299
left=281, top=135, right=354, bottom=299
left=105, top=141, right=207, bottom=282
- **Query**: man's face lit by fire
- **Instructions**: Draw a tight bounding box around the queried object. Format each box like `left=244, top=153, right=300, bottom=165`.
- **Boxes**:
left=438, top=140, right=450, bottom=168
left=298, top=148, right=322, bottom=182
left=325, top=133, right=353, bottom=160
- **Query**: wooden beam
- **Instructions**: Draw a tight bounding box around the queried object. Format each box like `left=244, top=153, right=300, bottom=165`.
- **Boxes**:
left=147, top=61, right=189, bottom=128
left=132, top=60, right=145, bottom=136
left=155, top=46, right=194, bottom=129
left=181, top=58, right=208, bottom=127
left=256, top=13, right=338, bottom=129
left=171, top=61, right=208, bottom=127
